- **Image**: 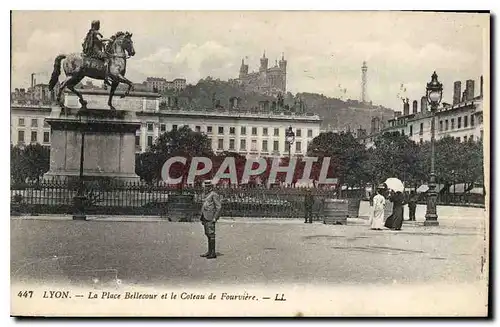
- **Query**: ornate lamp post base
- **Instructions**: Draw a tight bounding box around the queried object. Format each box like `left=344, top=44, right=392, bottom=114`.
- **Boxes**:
left=424, top=188, right=439, bottom=226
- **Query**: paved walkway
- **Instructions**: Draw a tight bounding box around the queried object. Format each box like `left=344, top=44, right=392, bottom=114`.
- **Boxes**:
left=11, top=215, right=487, bottom=287
left=13, top=202, right=487, bottom=230
left=11, top=204, right=489, bottom=317
left=13, top=201, right=487, bottom=220
left=8, top=214, right=443, bottom=227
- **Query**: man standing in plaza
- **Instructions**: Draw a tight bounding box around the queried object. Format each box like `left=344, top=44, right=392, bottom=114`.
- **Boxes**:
left=304, top=189, right=314, bottom=224
left=200, top=183, right=222, bottom=259
left=407, top=191, right=418, bottom=221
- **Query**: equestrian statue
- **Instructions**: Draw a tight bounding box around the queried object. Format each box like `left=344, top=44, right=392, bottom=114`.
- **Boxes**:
left=48, top=20, right=136, bottom=110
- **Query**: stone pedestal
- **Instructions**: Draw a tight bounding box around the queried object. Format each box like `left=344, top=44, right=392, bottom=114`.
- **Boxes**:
left=44, top=108, right=141, bottom=182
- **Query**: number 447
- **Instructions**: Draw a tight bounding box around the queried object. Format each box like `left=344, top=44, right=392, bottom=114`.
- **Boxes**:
left=17, top=291, right=34, bottom=298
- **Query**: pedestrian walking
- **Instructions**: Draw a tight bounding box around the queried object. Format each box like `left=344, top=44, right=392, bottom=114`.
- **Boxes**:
left=407, top=191, right=418, bottom=221
left=200, top=184, right=222, bottom=259
left=369, top=184, right=387, bottom=230
left=304, top=189, right=314, bottom=223
left=384, top=190, right=405, bottom=230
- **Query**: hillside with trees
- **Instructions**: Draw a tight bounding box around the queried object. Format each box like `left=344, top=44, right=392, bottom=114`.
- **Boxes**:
left=295, top=92, right=395, bottom=131
left=161, top=78, right=395, bottom=131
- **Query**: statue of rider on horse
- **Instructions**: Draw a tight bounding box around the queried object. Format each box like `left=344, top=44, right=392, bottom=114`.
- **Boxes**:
left=49, top=20, right=136, bottom=110
left=82, top=20, right=112, bottom=87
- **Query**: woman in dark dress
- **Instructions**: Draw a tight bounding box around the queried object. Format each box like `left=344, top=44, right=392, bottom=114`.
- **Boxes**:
left=384, top=191, right=405, bottom=230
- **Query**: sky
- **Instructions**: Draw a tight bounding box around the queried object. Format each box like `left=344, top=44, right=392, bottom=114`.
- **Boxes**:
left=11, top=11, right=489, bottom=111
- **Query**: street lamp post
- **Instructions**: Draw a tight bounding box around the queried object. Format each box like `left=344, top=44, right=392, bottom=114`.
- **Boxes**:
left=285, top=126, right=295, bottom=159
left=73, top=112, right=87, bottom=220
left=451, top=169, right=456, bottom=204
left=424, top=71, right=443, bottom=226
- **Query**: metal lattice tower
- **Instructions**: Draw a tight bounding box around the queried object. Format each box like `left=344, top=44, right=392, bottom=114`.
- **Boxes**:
left=361, top=61, right=368, bottom=103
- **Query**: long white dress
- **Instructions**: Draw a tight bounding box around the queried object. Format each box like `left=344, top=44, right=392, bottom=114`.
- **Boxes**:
left=369, top=194, right=386, bottom=229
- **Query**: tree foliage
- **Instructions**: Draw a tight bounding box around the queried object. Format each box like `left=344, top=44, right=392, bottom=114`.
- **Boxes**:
left=367, top=132, right=421, bottom=185
left=135, top=126, right=214, bottom=183
left=307, top=131, right=484, bottom=190
left=307, top=132, right=368, bottom=186
left=11, top=144, right=50, bottom=183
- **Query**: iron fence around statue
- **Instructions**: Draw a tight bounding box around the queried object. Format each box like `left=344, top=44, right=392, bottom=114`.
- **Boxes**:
left=10, top=180, right=484, bottom=218
left=10, top=180, right=347, bottom=218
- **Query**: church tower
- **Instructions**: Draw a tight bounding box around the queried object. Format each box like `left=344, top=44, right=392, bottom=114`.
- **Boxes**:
left=279, top=53, right=287, bottom=92
left=239, top=58, right=248, bottom=78
left=259, top=51, right=269, bottom=73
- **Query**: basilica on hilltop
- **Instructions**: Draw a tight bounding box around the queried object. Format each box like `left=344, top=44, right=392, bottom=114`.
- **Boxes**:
left=229, top=52, right=287, bottom=97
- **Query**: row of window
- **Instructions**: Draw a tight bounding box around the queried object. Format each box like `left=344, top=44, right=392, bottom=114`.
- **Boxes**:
left=213, top=139, right=304, bottom=152
left=406, top=114, right=476, bottom=137
left=137, top=136, right=305, bottom=153
left=17, top=118, right=50, bottom=128
left=17, top=130, right=50, bottom=144
left=145, top=123, right=314, bottom=138
left=439, top=115, right=475, bottom=132
left=414, top=135, right=477, bottom=145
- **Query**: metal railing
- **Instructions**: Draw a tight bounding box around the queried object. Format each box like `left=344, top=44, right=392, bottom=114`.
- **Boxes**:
left=11, top=180, right=361, bottom=218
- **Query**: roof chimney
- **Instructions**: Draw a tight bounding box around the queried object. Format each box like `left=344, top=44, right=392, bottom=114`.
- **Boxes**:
left=462, top=89, right=467, bottom=102
left=453, top=81, right=461, bottom=104
left=229, top=97, right=239, bottom=109
left=466, top=79, right=475, bottom=100
left=420, top=96, right=428, bottom=112
left=412, top=100, right=418, bottom=114
left=403, top=99, right=410, bottom=116
left=31, top=73, right=36, bottom=88
left=480, top=75, right=483, bottom=98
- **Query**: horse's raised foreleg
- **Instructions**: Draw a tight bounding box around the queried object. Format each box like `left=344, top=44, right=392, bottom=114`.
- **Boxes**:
left=108, top=81, right=119, bottom=110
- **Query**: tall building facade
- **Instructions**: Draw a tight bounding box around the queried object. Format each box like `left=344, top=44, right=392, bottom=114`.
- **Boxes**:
left=366, top=76, right=484, bottom=146
left=11, top=90, right=321, bottom=159
left=144, top=77, right=187, bottom=92
left=10, top=104, right=52, bottom=146
left=231, top=52, right=287, bottom=97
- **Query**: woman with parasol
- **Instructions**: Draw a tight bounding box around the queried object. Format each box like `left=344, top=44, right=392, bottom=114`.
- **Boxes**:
left=383, top=178, right=405, bottom=231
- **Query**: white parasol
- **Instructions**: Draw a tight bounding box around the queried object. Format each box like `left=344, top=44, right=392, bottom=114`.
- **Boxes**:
left=416, top=184, right=429, bottom=193
left=384, top=178, right=405, bottom=193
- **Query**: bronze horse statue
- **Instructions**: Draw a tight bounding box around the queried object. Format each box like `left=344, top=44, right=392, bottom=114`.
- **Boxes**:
left=48, top=31, right=136, bottom=110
